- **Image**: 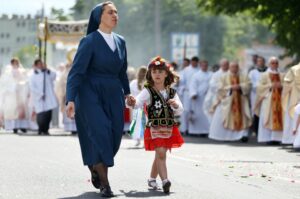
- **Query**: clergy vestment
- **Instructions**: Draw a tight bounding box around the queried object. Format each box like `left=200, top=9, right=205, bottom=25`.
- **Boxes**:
left=248, top=67, right=267, bottom=116
left=203, top=69, right=227, bottom=122
left=281, top=63, right=300, bottom=144
left=293, top=103, right=300, bottom=148
left=255, top=69, right=284, bottom=142
left=66, top=30, right=130, bottom=167
left=0, top=66, right=30, bottom=131
left=188, top=70, right=212, bottom=134
left=209, top=72, right=252, bottom=141
left=179, top=65, right=199, bottom=133
left=56, top=66, right=77, bottom=132
left=29, top=68, right=58, bottom=134
left=248, top=67, right=268, bottom=135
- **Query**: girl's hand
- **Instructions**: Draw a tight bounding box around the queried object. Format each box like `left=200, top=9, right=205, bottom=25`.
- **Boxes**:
left=126, top=95, right=136, bottom=107
left=66, top=101, right=75, bottom=119
left=167, top=99, right=179, bottom=109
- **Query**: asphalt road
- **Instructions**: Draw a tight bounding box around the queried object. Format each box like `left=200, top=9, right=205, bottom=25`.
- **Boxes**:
left=0, top=130, right=299, bottom=199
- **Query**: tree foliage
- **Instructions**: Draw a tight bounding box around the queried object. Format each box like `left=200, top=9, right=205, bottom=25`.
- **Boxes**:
left=14, top=45, right=37, bottom=68
left=70, top=0, right=227, bottom=66
left=50, top=8, right=70, bottom=21
left=67, top=0, right=273, bottom=66
left=196, top=0, right=300, bottom=59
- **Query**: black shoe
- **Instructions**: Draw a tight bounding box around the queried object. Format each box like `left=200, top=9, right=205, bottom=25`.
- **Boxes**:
left=100, top=185, right=114, bottom=198
left=13, top=129, right=18, bottom=134
left=71, top=131, right=77, bottom=135
left=267, top=141, right=280, bottom=145
left=162, top=181, right=171, bottom=194
left=199, top=134, right=208, bottom=138
left=241, top=137, right=248, bottom=143
left=91, top=170, right=101, bottom=189
left=20, top=128, right=27, bottom=133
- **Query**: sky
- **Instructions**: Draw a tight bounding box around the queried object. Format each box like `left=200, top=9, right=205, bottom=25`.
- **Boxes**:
left=0, top=0, right=76, bottom=16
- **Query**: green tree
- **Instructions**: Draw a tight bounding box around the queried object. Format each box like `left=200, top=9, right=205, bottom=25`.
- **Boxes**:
left=70, top=0, right=99, bottom=20
left=68, top=0, right=273, bottom=66
left=50, top=8, right=70, bottom=21
left=196, top=0, right=300, bottom=60
left=14, top=45, right=37, bottom=68
left=221, top=14, right=274, bottom=60
left=70, top=0, right=226, bottom=65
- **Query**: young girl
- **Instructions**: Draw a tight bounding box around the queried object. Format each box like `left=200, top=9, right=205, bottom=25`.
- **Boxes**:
left=129, top=66, right=147, bottom=147
left=127, top=56, right=184, bottom=194
left=293, top=103, right=300, bottom=149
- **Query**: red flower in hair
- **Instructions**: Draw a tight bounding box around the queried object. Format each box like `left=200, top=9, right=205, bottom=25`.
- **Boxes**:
left=166, top=63, right=172, bottom=69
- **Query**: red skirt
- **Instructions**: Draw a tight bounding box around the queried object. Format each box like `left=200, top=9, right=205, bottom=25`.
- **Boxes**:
left=144, top=126, right=184, bottom=151
left=124, top=107, right=131, bottom=123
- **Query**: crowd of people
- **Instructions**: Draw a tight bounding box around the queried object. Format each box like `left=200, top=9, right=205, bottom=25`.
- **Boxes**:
left=1, top=53, right=300, bottom=151
left=0, top=57, right=76, bottom=135
left=173, top=55, right=300, bottom=150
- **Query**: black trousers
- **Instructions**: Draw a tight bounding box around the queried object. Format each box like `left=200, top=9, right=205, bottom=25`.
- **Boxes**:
left=251, top=114, right=260, bottom=135
left=37, top=110, right=52, bottom=134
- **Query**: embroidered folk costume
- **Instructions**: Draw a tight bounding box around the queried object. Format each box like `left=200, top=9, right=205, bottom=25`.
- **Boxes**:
left=132, top=57, right=184, bottom=151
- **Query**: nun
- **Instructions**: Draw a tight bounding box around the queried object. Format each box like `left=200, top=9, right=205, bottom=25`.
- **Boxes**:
left=66, top=1, right=134, bottom=197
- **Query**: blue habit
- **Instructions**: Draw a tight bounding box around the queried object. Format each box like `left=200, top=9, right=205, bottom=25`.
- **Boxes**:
left=66, top=31, right=130, bottom=167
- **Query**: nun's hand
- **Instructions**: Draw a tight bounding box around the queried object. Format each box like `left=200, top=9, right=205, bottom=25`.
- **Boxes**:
left=66, top=101, right=75, bottom=119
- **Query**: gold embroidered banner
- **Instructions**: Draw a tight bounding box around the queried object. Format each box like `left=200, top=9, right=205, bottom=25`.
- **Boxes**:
left=38, top=19, right=88, bottom=44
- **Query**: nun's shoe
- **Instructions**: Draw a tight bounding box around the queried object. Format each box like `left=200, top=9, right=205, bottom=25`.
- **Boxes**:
left=91, top=170, right=101, bottom=189
left=100, top=185, right=114, bottom=198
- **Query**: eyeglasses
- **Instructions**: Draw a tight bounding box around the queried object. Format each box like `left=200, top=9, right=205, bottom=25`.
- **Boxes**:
left=271, top=62, right=278, bottom=65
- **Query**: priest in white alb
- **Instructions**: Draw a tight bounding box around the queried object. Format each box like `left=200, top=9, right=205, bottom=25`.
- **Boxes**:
left=179, top=56, right=199, bottom=134
left=188, top=60, right=212, bottom=135
left=248, top=56, right=268, bottom=135
left=29, top=59, right=58, bottom=135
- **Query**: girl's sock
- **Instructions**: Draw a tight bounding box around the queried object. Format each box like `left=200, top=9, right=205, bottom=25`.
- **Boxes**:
left=162, top=179, right=170, bottom=185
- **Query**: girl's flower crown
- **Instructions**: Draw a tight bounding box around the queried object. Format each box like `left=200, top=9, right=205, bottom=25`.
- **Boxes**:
left=148, top=56, right=170, bottom=69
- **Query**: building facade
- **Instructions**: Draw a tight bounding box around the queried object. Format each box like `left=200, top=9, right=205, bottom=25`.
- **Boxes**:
left=0, top=14, right=38, bottom=68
